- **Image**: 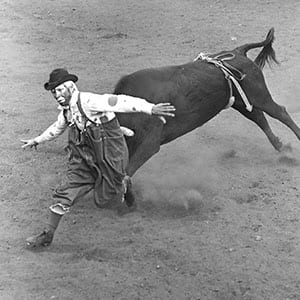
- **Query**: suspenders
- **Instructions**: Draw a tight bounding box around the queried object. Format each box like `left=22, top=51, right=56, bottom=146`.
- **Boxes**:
left=76, top=92, right=90, bottom=130
left=76, top=92, right=100, bottom=131
left=76, top=93, right=110, bottom=129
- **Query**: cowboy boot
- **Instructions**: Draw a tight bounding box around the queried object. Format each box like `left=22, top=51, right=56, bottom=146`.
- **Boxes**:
left=26, top=211, right=62, bottom=249
left=26, top=229, right=54, bottom=248
left=124, top=188, right=137, bottom=208
left=122, top=175, right=136, bottom=208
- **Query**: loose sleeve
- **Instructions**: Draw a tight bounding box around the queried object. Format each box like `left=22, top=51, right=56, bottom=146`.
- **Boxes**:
left=84, top=93, right=155, bottom=115
left=34, top=111, right=68, bottom=144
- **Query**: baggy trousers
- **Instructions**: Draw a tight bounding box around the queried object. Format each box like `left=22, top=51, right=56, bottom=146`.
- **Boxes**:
left=52, top=117, right=129, bottom=208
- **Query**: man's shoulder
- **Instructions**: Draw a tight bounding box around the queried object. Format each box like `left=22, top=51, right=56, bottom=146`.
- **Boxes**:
left=78, top=91, right=95, bottom=102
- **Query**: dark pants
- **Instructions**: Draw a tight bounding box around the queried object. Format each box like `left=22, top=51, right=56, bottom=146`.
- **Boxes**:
left=52, top=118, right=128, bottom=208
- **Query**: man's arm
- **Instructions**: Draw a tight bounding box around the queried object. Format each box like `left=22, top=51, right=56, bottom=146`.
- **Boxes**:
left=21, top=111, right=68, bottom=149
left=83, top=93, right=175, bottom=117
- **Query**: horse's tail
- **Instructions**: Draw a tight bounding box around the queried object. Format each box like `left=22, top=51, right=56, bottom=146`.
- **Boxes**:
left=234, top=27, right=279, bottom=69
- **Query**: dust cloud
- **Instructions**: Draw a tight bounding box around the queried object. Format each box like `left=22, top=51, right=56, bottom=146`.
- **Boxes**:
left=132, top=129, right=229, bottom=217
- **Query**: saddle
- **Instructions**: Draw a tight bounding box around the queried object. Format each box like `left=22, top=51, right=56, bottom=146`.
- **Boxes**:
left=194, top=52, right=253, bottom=112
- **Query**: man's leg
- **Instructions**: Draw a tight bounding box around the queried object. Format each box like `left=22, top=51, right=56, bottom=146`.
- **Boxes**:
left=26, top=156, right=95, bottom=248
left=25, top=203, right=69, bottom=248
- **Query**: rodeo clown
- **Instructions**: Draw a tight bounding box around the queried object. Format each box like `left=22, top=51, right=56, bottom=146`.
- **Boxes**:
left=22, top=68, right=175, bottom=248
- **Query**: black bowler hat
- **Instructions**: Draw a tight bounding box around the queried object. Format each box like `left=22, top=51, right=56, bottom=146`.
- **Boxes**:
left=44, top=68, right=78, bottom=90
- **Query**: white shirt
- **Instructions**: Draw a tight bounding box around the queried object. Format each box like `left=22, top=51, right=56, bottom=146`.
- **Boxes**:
left=34, top=91, right=154, bottom=144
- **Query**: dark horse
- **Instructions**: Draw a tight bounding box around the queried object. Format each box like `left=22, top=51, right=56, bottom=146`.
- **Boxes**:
left=115, top=28, right=300, bottom=206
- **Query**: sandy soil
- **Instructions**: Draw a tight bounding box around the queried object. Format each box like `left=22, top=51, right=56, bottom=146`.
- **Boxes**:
left=0, top=0, right=299, bottom=299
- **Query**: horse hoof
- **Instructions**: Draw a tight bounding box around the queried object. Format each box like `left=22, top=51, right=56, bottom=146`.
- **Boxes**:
left=280, top=143, right=293, bottom=153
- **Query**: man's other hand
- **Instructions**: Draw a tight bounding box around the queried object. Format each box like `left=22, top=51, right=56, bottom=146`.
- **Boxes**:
left=21, top=139, right=38, bottom=150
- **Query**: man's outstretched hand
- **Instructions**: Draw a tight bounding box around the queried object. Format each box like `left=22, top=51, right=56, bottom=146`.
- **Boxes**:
left=21, top=139, right=38, bottom=150
left=152, top=103, right=175, bottom=117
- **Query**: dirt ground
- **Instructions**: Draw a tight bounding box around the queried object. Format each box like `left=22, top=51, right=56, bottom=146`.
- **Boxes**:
left=0, top=0, right=299, bottom=299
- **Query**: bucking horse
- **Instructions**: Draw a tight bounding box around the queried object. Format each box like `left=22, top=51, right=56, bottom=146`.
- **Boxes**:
left=114, top=28, right=300, bottom=207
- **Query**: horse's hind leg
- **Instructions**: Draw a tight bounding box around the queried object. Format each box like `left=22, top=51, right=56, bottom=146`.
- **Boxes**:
left=253, top=93, right=300, bottom=142
left=232, top=104, right=284, bottom=151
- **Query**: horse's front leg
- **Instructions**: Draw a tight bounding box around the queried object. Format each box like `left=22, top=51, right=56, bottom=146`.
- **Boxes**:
left=123, top=120, right=164, bottom=207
